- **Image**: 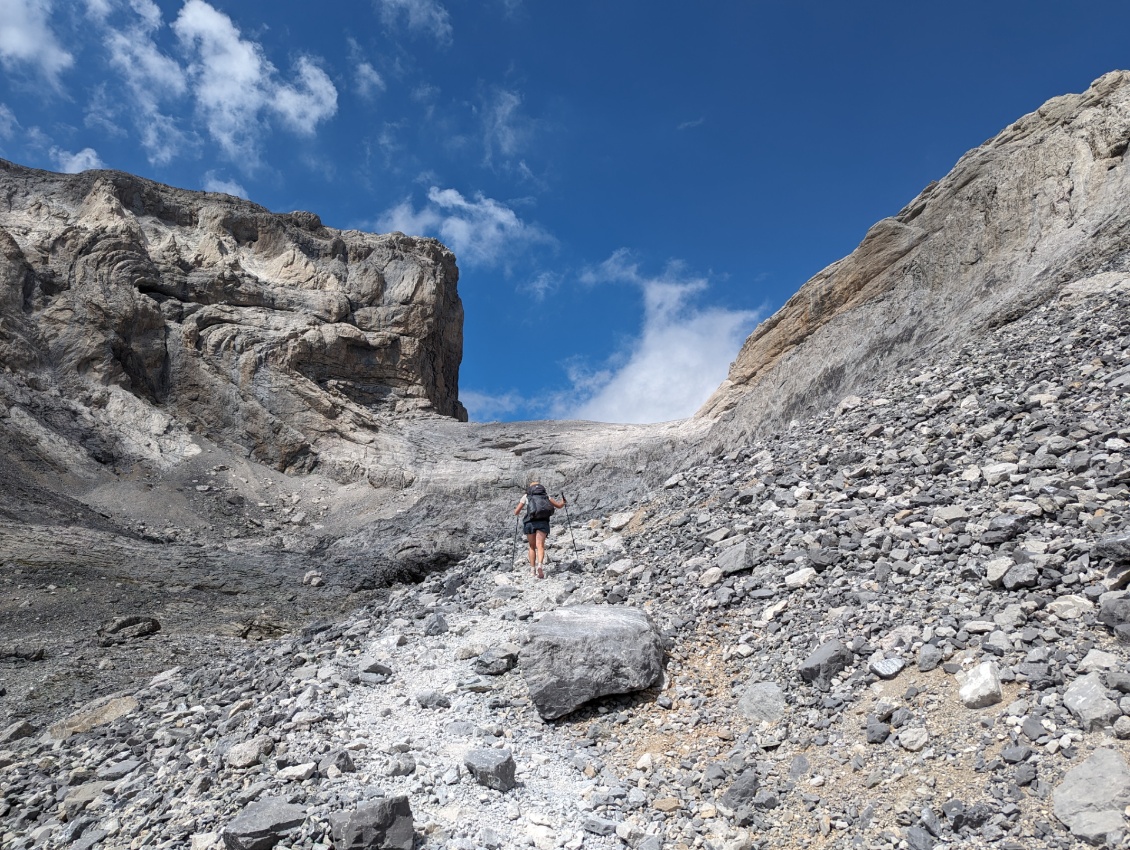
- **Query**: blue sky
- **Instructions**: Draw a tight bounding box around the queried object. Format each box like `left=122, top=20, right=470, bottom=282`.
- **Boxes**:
left=2, top=1, right=1129, bottom=423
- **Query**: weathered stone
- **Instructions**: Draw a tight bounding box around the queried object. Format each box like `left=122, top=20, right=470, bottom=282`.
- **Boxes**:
left=473, top=644, right=520, bottom=676
left=222, top=797, right=305, bottom=850
left=869, top=657, right=905, bottom=679
left=328, top=796, right=413, bottom=850
left=798, top=639, right=853, bottom=691
left=519, top=606, right=663, bottom=720
left=463, top=748, right=517, bottom=792
left=715, top=541, right=755, bottom=575
left=226, top=736, right=274, bottom=769
left=46, top=696, right=139, bottom=742
left=957, top=662, right=1002, bottom=709
left=1064, top=673, right=1121, bottom=731
left=737, top=682, right=786, bottom=725
left=1094, top=533, right=1130, bottom=564
left=1053, top=749, right=1130, bottom=845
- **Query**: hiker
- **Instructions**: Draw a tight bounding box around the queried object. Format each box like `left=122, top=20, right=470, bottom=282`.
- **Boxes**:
left=514, top=480, right=566, bottom=578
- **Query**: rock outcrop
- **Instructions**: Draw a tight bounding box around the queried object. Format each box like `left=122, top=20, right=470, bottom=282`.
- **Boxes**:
left=0, top=159, right=465, bottom=479
left=699, top=70, right=1130, bottom=444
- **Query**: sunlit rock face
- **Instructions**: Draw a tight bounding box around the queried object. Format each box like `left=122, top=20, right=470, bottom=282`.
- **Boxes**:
left=0, top=159, right=465, bottom=474
left=700, top=70, right=1130, bottom=442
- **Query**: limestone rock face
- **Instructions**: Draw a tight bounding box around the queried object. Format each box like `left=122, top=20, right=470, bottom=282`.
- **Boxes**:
left=0, top=159, right=465, bottom=478
left=699, top=71, right=1130, bottom=440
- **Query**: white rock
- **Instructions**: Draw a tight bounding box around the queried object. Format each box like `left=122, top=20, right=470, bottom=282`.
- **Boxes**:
left=1047, top=595, right=1093, bottom=620
left=608, top=512, right=634, bottom=532
left=785, top=567, right=817, bottom=589
left=957, top=661, right=1003, bottom=709
left=699, top=567, right=724, bottom=587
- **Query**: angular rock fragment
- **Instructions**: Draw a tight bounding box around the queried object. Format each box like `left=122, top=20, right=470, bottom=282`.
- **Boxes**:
left=1064, top=673, right=1121, bottom=731
left=798, top=639, right=852, bottom=691
left=96, top=615, right=160, bottom=646
left=222, top=797, right=305, bottom=850
left=328, top=796, right=414, bottom=850
left=473, top=643, right=520, bottom=676
left=519, top=605, right=663, bottom=720
left=463, top=748, right=517, bottom=792
left=957, top=662, right=1002, bottom=709
left=737, top=681, right=786, bottom=725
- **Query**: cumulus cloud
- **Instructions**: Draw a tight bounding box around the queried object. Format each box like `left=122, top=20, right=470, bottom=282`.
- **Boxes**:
left=375, top=0, right=453, bottom=45
left=377, top=186, right=553, bottom=267
left=0, top=0, right=74, bottom=86
left=172, top=0, right=338, bottom=166
left=557, top=251, right=760, bottom=424
left=202, top=171, right=248, bottom=198
left=51, top=146, right=105, bottom=173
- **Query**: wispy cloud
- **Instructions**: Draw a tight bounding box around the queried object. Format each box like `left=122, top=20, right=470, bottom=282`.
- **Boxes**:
left=377, top=186, right=554, bottom=268
left=481, top=87, right=532, bottom=168
left=51, top=146, right=105, bottom=173
left=171, top=0, right=338, bottom=167
left=348, top=37, right=385, bottom=99
left=374, top=0, right=453, bottom=46
left=0, top=0, right=74, bottom=86
left=527, top=270, right=559, bottom=301
left=677, top=117, right=705, bottom=131
left=202, top=171, right=248, bottom=198
left=0, top=104, right=19, bottom=140
left=460, top=388, right=528, bottom=422
left=555, top=250, right=760, bottom=423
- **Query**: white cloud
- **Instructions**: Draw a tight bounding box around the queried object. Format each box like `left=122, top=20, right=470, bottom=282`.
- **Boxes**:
left=104, top=3, right=190, bottom=164
left=51, top=146, right=105, bottom=173
left=0, top=0, right=74, bottom=85
left=375, top=0, right=453, bottom=45
left=677, top=117, right=705, bottom=131
left=202, top=171, right=248, bottom=198
left=377, top=186, right=553, bottom=267
left=272, top=56, right=338, bottom=135
left=172, top=0, right=338, bottom=166
left=558, top=251, right=760, bottom=424
left=83, top=0, right=114, bottom=20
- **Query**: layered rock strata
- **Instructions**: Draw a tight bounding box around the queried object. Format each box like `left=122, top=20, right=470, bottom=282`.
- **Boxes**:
left=0, top=159, right=466, bottom=480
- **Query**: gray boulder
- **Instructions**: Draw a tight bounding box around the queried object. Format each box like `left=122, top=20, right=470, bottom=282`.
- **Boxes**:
left=798, top=639, right=853, bottom=691
left=328, top=796, right=414, bottom=850
left=716, top=541, right=755, bottom=575
left=463, top=748, right=517, bottom=792
left=1099, top=593, right=1130, bottom=628
left=1064, top=673, right=1121, bottom=731
left=519, top=605, right=663, bottom=720
left=1053, top=749, right=1130, bottom=845
left=737, top=682, right=786, bottom=725
left=222, top=797, right=305, bottom=850
left=473, top=643, right=520, bottom=676
left=1095, top=533, right=1130, bottom=564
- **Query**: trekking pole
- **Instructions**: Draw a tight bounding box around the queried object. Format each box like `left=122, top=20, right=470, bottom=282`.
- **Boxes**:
left=513, top=515, right=519, bottom=568
left=561, top=490, right=579, bottom=559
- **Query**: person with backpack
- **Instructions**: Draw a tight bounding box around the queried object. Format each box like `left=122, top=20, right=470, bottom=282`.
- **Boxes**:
left=514, top=480, right=567, bottom=578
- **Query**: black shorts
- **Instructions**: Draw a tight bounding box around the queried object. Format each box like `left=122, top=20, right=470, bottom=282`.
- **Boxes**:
left=523, top=519, right=551, bottom=535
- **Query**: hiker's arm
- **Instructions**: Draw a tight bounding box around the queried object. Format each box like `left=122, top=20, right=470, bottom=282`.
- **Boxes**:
left=513, top=499, right=524, bottom=516
left=550, top=496, right=566, bottom=509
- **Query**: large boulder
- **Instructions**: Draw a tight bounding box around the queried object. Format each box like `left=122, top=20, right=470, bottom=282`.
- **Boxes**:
left=797, top=639, right=853, bottom=691
left=1053, top=749, right=1130, bottom=845
left=328, top=796, right=413, bottom=850
left=519, top=606, right=664, bottom=720
left=222, top=798, right=305, bottom=850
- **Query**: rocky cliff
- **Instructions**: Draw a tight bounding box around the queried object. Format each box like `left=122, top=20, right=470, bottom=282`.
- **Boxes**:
left=0, top=159, right=466, bottom=477
left=699, top=70, right=1130, bottom=445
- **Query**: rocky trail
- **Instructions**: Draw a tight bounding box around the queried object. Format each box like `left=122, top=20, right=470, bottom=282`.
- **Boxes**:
left=5, top=270, right=1130, bottom=849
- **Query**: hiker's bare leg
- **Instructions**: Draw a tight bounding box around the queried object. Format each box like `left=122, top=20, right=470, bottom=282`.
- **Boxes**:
left=535, top=530, right=548, bottom=566
left=526, top=533, right=537, bottom=569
